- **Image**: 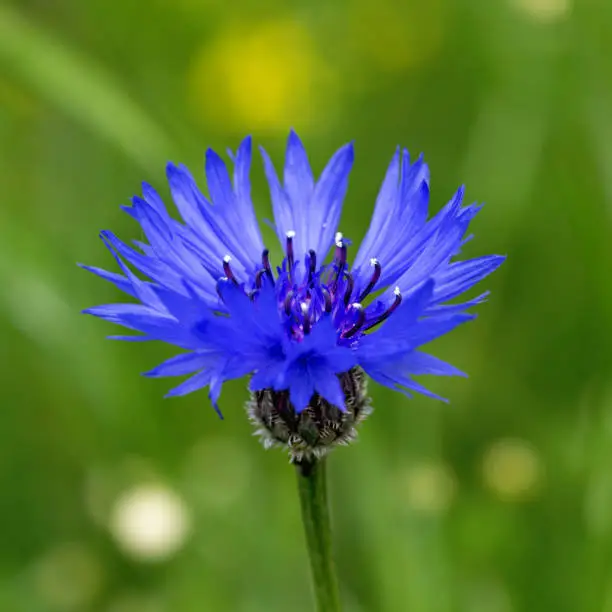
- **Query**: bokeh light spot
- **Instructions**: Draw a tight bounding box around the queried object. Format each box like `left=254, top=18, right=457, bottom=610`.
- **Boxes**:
left=33, top=542, right=103, bottom=611
left=482, top=438, right=542, bottom=501
left=187, top=19, right=335, bottom=134
left=396, top=460, right=457, bottom=515
left=109, top=484, right=191, bottom=561
left=510, top=0, right=571, bottom=22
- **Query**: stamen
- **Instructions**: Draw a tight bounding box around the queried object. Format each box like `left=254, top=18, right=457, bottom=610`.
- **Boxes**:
left=301, top=302, right=311, bottom=334
left=363, top=287, right=402, bottom=331
left=321, top=288, right=332, bottom=313
left=342, top=304, right=366, bottom=339
left=308, top=249, right=317, bottom=284
left=343, top=273, right=354, bottom=307
left=254, top=269, right=265, bottom=289
left=222, top=255, right=239, bottom=285
left=286, top=231, right=296, bottom=277
left=284, top=290, right=295, bottom=316
left=357, top=258, right=382, bottom=302
left=262, top=248, right=274, bottom=283
left=334, top=232, right=347, bottom=266
left=333, top=232, right=347, bottom=290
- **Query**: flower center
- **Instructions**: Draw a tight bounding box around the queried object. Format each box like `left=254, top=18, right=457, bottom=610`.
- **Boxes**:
left=219, top=231, right=402, bottom=342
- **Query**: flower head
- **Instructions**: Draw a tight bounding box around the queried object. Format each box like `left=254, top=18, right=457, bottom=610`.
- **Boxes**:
left=82, top=131, right=504, bottom=456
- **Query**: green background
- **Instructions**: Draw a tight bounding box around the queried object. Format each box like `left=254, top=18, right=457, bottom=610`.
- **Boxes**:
left=1, top=1, right=611, bottom=610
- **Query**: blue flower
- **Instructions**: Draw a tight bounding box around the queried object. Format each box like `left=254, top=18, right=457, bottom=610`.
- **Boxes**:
left=82, top=131, right=504, bottom=418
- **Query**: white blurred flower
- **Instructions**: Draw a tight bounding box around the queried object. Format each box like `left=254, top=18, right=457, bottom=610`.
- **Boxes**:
left=109, top=484, right=191, bottom=561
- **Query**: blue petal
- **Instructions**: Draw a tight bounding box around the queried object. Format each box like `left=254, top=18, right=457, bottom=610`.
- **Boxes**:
left=432, top=255, right=506, bottom=304
left=399, top=152, right=430, bottom=222
left=406, top=313, right=475, bottom=348
left=387, top=186, right=468, bottom=292
left=143, top=350, right=218, bottom=378
left=141, top=182, right=171, bottom=222
left=361, top=280, right=435, bottom=355
left=283, top=130, right=314, bottom=254
left=78, top=263, right=135, bottom=297
left=353, top=149, right=430, bottom=285
left=393, top=351, right=467, bottom=377
left=99, top=232, right=166, bottom=312
left=205, top=139, right=264, bottom=268
left=313, top=368, right=346, bottom=411
left=365, top=367, right=448, bottom=403
left=84, top=303, right=199, bottom=349
left=357, top=282, right=475, bottom=376
left=261, top=133, right=354, bottom=261
left=311, top=141, right=354, bottom=258
left=166, top=165, right=245, bottom=275
left=260, top=146, right=293, bottom=250
left=424, top=292, right=489, bottom=316
left=352, top=147, right=401, bottom=274
left=249, top=358, right=287, bottom=391
left=130, top=197, right=209, bottom=277
left=99, top=230, right=170, bottom=287
left=284, top=362, right=314, bottom=412
left=107, top=334, right=151, bottom=341
left=165, top=369, right=213, bottom=398
left=166, top=162, right=208, bottom=231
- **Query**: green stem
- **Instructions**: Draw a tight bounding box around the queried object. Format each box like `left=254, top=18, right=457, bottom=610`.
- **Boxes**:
left=296, top=457, right=342, bottom=612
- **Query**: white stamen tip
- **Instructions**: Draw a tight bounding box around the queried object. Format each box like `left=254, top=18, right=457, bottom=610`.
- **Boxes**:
left=223, top=255, right=232, bottom=263
left=300, top=302, right=309, bottom=315
left=335, top=232, right=343, bottom=247
left=286, top=230, right=296, bottom=239
left=351, top=302, right=363, bottom=311
left=370, top=258, right=379, bottom=266
left=394, top=286, right=401, bottom=296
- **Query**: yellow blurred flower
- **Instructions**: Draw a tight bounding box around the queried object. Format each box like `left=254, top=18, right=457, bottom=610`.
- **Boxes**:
left=187, top=19, right=336, bottom=134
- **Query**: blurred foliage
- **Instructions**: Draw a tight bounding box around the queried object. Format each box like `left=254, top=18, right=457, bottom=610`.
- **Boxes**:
left=1, top=0, right=612, bottom=610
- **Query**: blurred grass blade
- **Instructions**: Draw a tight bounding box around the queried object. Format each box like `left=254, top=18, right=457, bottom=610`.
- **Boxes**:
left=0, top=4, right=174, bottom=171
